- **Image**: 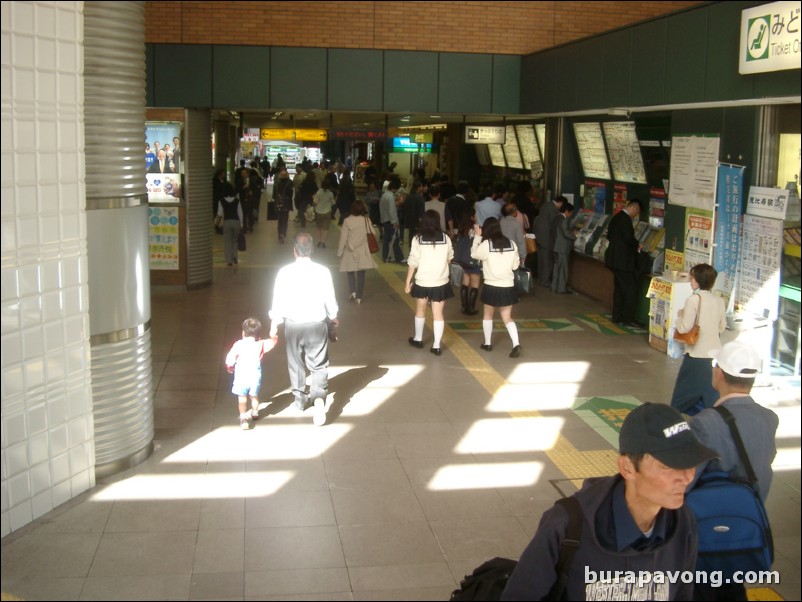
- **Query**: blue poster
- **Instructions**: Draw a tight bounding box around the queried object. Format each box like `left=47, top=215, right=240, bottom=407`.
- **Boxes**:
left=713, top=164, right=744, bottom=303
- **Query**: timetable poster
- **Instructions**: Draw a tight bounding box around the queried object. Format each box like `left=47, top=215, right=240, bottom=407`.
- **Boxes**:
left=603, top=121, right=647, bottom=184
left=502, top=125, right=524, bottom=169
left=683, top=209, right=714, bottom=272
left=584, top=180, right=607, bottom=212
left=713, top=165, right=745, bottom=305
left=149, top=206, right=180, bottom=270
left=737, top=214, right=783, bottom=321
left=668, top=135, right=719, bottom=210
left=515, top=124, right=541, bottom=170
left=574, top=123, right=611, bottom=180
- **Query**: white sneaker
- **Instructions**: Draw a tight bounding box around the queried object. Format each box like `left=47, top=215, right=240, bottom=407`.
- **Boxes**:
left=312, top=398, right=326, bottom=426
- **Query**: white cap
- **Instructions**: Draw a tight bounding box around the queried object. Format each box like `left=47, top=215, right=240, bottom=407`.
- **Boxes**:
left=712, top=341, right=761, bottom=376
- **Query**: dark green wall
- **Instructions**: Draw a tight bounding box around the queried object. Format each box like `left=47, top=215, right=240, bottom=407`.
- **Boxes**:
left=520, top=1, right=800, bottom=114
left=147, top=45, right=520, bottom=116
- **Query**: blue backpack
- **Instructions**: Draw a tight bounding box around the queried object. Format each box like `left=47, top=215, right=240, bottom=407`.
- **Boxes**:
left=685, top=406, right=774, bottom=577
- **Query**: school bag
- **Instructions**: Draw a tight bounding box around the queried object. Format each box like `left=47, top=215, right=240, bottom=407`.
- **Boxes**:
left=685, top=406, right=774, bottom=577
left=449, top=496, right=583, bottom=601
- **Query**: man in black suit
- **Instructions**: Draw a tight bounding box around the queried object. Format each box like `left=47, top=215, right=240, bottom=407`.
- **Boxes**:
left=605, top=199, right=643, bottom=326
left=147, top=149, right=175, bottom=174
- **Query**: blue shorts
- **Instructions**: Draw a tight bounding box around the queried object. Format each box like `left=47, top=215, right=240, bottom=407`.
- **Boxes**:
left=232, top=365, right=262, bottom=397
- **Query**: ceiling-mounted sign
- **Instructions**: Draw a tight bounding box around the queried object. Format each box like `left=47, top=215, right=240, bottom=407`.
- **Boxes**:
left=260, top=128, right=328, bottom=141
left=740, top=1, right=802, bottom=74
left=331, top=129, right=387, bottom=140
left=465, top=126, right=505, bottom=145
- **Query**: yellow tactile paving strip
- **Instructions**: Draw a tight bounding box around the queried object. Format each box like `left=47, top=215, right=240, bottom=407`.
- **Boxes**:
left=375, top=260, right=618, bottom=480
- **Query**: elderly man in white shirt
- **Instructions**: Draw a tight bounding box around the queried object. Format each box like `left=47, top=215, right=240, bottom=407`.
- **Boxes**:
left=269, top=232, right=339, bottom=426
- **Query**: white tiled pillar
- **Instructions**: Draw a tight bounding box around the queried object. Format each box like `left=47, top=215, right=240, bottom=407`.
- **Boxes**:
left=1, top=1, right=94, bottom=536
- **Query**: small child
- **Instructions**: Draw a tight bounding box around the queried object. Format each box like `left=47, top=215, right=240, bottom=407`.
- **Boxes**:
left=225, top=318, right=277, bottom=430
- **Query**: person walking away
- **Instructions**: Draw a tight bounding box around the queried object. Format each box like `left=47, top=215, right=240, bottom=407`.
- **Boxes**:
left=424, top=184, right=453, bottom=235
left=403, top=179, right=426, bottom=248
left=336, top=168, right=356, bottom=226
left=237, top=167, right=258, bottom=233
left=217, top=182, right=243, bottom=266
left=297, top=167, right=318, bottom=228
left=268, top=233, right=339, bottom=427
left=604, top=199, right=644, bottom=326
left=338, top=200, right=377, bottom=304
left=551, top=202, right=578, bottom=293
left=500, top=202, right=527, bottom=270
left=380, top=177, right=404, bottom=262
left=313, top=179, right=335, bottom=248
left=533, top=195, right=565, bottom=287
left=688, top=340, right=778, bottom=601
left=225, top=318, right=277, bottom=430
left=454, top=212, right=481, bottom=315
left=273, top=166, right=294, bottom=243
left=405, top=210, right=454, bottom=355
left=670, top=263, right=727, bottom=415
left=471, top=217, right=522, bottom=357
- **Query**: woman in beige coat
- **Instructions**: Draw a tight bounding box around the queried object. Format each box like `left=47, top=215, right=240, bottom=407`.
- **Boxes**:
left=338, top=199, right=377, bottom=304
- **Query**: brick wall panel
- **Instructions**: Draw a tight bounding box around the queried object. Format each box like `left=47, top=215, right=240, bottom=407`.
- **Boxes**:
left=145, top=1, right=701, bottom=54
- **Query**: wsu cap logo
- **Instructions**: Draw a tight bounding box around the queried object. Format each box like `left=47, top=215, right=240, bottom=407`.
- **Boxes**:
left=747, top=15, right=771, bottom=61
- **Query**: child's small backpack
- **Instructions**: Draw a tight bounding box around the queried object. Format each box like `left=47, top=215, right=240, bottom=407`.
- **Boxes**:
left=449, top=496, right=583, bottom=601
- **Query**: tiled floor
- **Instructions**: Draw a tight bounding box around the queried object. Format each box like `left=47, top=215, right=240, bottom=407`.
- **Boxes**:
left=2, top=205, right=800, bottom=601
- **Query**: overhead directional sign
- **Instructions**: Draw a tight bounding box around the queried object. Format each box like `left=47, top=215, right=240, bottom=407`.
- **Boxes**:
left=260, top=128, right=328, bottom=141
left=465, top=125, right=505, bottom=144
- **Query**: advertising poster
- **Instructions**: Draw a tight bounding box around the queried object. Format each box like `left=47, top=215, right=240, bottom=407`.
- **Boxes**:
left=664, top=249, right=684, bottom=272
left=714, top=165, right=745, bottom=304
left=668, top=136, right=720, bottom=210
left=646, top=278, right=673, bottom=339
left=737, top=214, right=784, bottom=320
left=613, top=184, right=628, bottom=214
left=149, top=206, right=180, bottom=270
left=683, top=209, right=714, bottom=271
left=584, top=180, right=607, bottom=212
left=146, top=121, right=183, bottom=202
left=648, top=188, right=666, bottom=229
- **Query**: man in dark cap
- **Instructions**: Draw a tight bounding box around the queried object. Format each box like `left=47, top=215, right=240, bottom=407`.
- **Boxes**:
left=502, top=403, right=718, bottom=601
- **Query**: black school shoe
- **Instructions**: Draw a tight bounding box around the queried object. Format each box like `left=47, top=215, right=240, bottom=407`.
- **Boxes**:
left=509, top=345, right=522, bottom=358
left=408, top=337, right=424, bottom=349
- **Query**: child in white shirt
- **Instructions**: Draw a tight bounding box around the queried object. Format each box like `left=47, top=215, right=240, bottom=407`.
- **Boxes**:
left=225, top=318, right=277, bottom=429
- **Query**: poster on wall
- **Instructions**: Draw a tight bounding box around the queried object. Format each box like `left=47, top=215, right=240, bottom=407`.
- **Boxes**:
left=649, top=188, right=666, bottom=229
left=714, top=165, right=745, bottom=305
left=613, top=184, right=628, bottom=214
left=584, top=180, right=607, bottom=212
left=515, top=124, right=541, bottom=170
left=146, top=121, right=183, bottom=203
left=737, top=214, right=784, bottom=320
left=668, top=136, right=720, bottom=211
left=149, top=206, right=180, bottom=270
left=683, top=209, right=714, bottom=272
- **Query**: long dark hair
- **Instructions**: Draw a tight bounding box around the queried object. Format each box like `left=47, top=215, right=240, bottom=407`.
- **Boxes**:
left=481, top=217, right=510, bottom=251
left=457, top=210, right=476, bottom=237
left=418, top=209, right=443, bottom=242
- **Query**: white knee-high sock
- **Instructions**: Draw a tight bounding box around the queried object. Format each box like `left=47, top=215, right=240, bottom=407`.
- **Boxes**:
left=482, top=320, right=493, bottom=345
left=414, top=316, right=425, bottom=341
left=433, top=320, right=444, bottom=348
left=506, top=321, right=520, bottom=347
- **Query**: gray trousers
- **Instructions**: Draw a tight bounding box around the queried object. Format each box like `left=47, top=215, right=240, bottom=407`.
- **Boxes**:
left=284, top=320, right=329, bottom=404
left=551, top=252, right=569, bottom=293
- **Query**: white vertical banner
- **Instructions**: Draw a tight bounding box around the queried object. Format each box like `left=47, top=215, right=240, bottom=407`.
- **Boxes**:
left=737, top=214, right=784, bottom=320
